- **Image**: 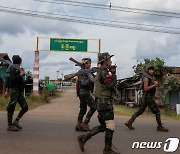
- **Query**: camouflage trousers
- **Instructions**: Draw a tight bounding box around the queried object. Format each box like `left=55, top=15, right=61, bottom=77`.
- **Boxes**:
left=7, top=88, right=29, bottom=124
left=130, top=94, right=162, bottom=126
left=88, top=109, right=114, bottom=144
left=78, top=94, right=96, bottom=123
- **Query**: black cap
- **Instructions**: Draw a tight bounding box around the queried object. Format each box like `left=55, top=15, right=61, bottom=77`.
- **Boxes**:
left=12, top=55, right=22, bottom=64
left=148, top=65, right=155, bottom=70
left=81, top=58, right=91, bottom=64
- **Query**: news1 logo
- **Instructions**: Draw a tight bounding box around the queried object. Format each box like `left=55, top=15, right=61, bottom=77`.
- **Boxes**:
left=132, top=138, right=179, bottom=152
left=164, top=138, right=179, bottom=152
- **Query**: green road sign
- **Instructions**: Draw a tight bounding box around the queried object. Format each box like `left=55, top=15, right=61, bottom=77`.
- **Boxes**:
left=50, top=38, right=87, bottom=52
left=45, top=76, right=50, bottom=85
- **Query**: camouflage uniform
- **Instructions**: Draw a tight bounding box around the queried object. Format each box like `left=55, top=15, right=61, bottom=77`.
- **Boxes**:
left=77, top=52, right=120, bottom=154
left=6, top=55, right=28, bottom=131
left=7, top=87, right=29, bottom=125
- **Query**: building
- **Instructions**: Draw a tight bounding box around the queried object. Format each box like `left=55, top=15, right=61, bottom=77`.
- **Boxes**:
left=0, top=53, right=11, bottom=95
left=117, top=77, right=142, bottom=106
left=164, top=67, right=180, bottom=109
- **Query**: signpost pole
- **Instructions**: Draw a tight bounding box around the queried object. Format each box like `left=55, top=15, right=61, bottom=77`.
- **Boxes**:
left=97, top=39, right=101, bottom=65
left=33, top=37, right=40, bottom=94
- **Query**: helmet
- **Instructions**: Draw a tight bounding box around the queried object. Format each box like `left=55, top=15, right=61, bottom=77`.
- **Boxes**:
left=12, top=55, right=22, bottom=64
left=98, top=52, right=114, bottom=63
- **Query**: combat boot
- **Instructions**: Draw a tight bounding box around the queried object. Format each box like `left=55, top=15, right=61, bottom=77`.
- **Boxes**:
left=82, top=118, right=90, bottom=132
left=77, top=132, right=92, bottom=152
left=7, top=124, right=19, bottom=131
left=125, top=119, right=134, bottom=130
left=157, top=126, right=169, bottom=132
left=13, top=120, right=22, bottom=129
left=103, top=143, right=120, bottom=154
left=75, top=121, right=84, bottom=131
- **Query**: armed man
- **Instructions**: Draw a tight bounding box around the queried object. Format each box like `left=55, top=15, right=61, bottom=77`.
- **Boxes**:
left=75, top=58, right=96, bottom=132
left=5, top=55, right=29, bottom=131
left=125, top=65, right=169, bottom=132
left=77, top=52, right=120, bottom=154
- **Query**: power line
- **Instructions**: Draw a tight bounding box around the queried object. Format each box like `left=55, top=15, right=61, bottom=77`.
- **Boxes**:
left=34, top=0, right=180, bottom=19
left=0, top=6, right=180, bottom=34
left=55, top=0, right=180, bottom=15
left=0, top=5, right=179, bottom=30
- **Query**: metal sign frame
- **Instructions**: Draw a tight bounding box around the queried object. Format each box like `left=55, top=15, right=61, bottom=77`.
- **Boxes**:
left=33, top=37, right=101, bottom=94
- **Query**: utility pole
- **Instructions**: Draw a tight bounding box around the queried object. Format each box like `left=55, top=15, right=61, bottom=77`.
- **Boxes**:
left=61, top=73, right=64, bottom=90
left=57, top=70, right=59, bottom=81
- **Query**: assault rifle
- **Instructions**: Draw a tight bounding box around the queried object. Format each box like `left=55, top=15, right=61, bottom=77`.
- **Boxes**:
left=64, top=67, right=97, bottom=81
left=64, top=57, right=97, bottom=81
left=69, top=57, right=84, bottom=68
left=0, top=57, right=21, bottom=72
left=64, top=57, right=117, bottom=81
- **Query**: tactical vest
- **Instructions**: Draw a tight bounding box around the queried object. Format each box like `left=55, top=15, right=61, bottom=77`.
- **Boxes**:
left=94, top=70, right=115, bottom=98
left=143, top=76, right=156, bottom=96
left=78, top=74, right=94, bottom=95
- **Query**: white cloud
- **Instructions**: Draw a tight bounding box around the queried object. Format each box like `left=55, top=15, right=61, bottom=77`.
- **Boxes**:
left=135, top=35, right=180, bottom=60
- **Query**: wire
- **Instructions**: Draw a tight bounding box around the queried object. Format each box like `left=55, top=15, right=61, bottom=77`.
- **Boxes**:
left=34, top=0, right=180, bottom=19
left=0, top=5, right=179, bottom=30
left=56, top=0, right=180, bottom=15
left=0, top=6, right=180, bottom=34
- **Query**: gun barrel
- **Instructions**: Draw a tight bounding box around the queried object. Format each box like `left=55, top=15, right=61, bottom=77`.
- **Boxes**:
left=64, top=73, right=77, bottom=81
left=69, top=57, right=83, bottom=68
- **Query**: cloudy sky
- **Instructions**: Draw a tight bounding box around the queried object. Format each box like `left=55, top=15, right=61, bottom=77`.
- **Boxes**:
left=0, top=0, right=180, bottom=79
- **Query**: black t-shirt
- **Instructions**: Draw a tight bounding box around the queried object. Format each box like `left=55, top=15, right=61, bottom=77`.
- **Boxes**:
left=143, top=77, right=156, bottom=96
left=8, top=67, right=24, bottom=91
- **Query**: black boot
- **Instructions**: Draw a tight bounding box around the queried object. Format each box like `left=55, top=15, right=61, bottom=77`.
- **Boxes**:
left=77, top=132, right=92, bottom=152
left=157, top=126, right=169, bottom=132
left=125, top=119, right=134, bottom=130
left=103, top=143, right=120, bottom=154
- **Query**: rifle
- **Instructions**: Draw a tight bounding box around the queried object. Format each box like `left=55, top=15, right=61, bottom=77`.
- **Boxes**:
left=64, top=57, right=96, bottom=81
left=0, top=57, right=21, bottom=72
left=64, top=68, right=97, bottom=81
left=64, top=57, right=117, bottom=81
left=69, top=57, right=84, bottom=68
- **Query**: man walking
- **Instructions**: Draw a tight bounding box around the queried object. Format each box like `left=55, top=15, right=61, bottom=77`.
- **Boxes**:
left=125, top=65, right=169, bottom=132
left=77, top=53, right=120, bottom=154
left=6, top=55, right=29, bottom=131
left=75, top=58, right=96, bottom=132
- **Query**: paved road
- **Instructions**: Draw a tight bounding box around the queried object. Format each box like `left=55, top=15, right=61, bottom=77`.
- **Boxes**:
left=0, top=90, right=180, bottom=154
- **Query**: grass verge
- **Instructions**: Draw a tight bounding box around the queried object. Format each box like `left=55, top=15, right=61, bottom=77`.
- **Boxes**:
left=114, top=105, right=180, bottom=121
left=0, top=91, right=62, bottom=111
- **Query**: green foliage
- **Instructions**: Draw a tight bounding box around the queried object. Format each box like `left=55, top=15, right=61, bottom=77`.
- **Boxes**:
left=167, top=76, right=180, bottom=91
left=134, top=58, right=166, bottom=77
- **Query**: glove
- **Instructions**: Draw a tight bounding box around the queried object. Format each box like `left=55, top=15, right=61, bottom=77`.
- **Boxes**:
left=109, top=65, right=116, bottom=74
